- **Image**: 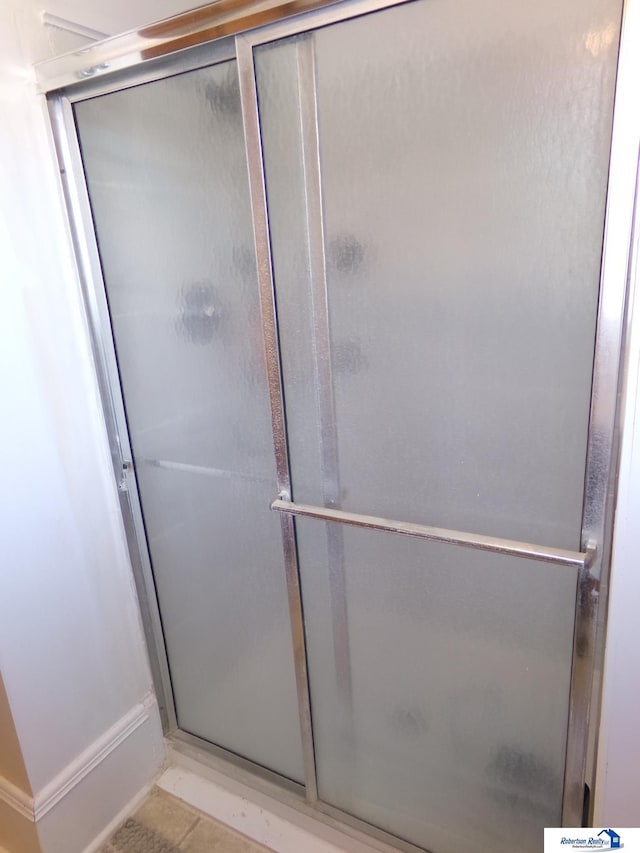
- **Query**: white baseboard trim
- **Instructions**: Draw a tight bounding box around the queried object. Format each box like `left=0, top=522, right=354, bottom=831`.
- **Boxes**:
left=34, top=694, right=155, bottom=821
left=39, top=694, right=164, bottom=853
left=0, top=694, right=155, bottom=826
left=0, top=776, right=33, bottom=822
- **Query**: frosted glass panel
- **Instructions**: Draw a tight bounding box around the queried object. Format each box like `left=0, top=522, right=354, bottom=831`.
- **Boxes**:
left=255, top=0, right=620, bottom=846
left=74, top=63, right=304, bottom=782
left=256, top=0, right=620, bottom=550
left=296, top=519, right=577, bottom=853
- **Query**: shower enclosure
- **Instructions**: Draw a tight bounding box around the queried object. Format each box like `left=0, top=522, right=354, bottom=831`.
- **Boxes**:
left=41, top=0, right=627, bottom=849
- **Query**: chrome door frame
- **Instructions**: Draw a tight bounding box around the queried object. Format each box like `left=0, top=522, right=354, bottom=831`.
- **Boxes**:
left=42, top=0, right=640, bottom=837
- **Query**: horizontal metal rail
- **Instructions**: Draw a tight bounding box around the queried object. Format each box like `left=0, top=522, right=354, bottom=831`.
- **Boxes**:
left=142, top=457, right=271, bottom=484
left=271, top=499, right=595, bottom=569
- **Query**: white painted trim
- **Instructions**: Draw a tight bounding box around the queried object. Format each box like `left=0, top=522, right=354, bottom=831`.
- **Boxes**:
left=0, top=695, right=154, bottom=826
left=41, top=12, right=109, bottom=41
left=0, top=776, right=34, bottom=822
left=34, top=694, right=155, bottom=821
left=34, top=693, right=155, bottom=821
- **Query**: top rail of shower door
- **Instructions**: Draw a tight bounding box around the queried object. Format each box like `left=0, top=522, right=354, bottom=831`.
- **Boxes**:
left=35, top=0, right=401, bottom=93
left=271, top=499, right=595, bottom=569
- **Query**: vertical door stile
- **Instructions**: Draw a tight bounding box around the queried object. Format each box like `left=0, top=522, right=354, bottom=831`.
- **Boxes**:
left=563, top=0, right=639, bottom=820
left=236, top=33, right=319, bottom=802
left=295, top=34, right=355, bottom=733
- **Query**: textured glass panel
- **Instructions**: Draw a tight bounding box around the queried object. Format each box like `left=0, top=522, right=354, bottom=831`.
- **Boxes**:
left=257, top=0, right=621, bottom=550
left=256, top=0, right=621, bottom=845
left=74, top=63, right=304, bottom=782
left=296, top=518, right=577, bottom=853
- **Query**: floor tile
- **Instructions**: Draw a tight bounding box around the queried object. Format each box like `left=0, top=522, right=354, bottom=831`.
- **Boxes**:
left=108, top=818, right=181, bottom=852
left=132, top=788, right=199, bottom=845
left=180, top=818, right=271, bottom=853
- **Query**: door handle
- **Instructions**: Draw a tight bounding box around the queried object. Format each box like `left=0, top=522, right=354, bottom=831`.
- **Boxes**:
left=271, top=498, right=595, bottom=569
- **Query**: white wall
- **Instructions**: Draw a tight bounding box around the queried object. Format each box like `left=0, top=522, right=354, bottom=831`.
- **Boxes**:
left=0, top=2, right=164, bottom=851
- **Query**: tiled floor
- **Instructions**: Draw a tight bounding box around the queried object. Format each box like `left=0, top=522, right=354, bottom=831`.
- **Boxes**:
left=100, top=787, right=273, bottom=853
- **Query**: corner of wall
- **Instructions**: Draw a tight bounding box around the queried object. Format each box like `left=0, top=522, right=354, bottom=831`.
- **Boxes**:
left=36, top=695, right=165, bottom=853
left=0, top=695, right=165, bottom=853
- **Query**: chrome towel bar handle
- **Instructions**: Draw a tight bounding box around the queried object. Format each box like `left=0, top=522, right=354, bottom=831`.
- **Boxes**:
left=271, top=498, right=595, bottom=570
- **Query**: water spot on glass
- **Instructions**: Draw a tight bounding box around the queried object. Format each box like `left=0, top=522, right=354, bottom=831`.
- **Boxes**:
left=232, top=244, right=257, bottom=281
left=328, top=233, right=366, bottom=275
left=487, top=745, right=559, bottom=797
left=333, top=340, right=367, bottom=375
left=176, top=281, right=221, bottom=345
left=204, top=66, right=241, bottom=115
left=391, top=705, right=430, bottom=738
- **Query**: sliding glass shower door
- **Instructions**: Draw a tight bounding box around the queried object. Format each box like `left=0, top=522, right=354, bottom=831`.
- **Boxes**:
left=68, top=0, right=622, bottom=849
left=250, top=0, right=619, bottom=848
